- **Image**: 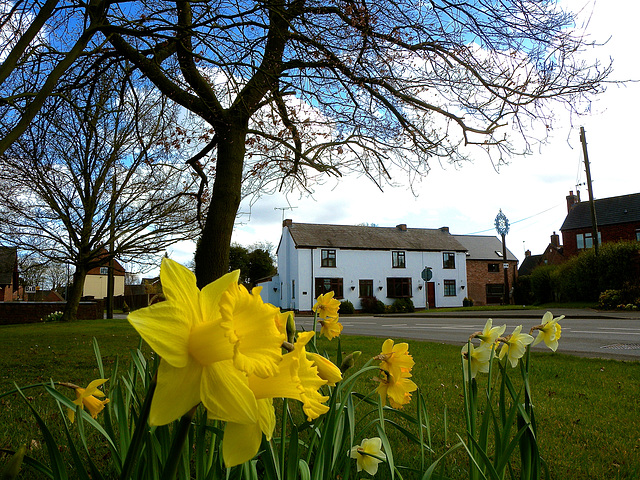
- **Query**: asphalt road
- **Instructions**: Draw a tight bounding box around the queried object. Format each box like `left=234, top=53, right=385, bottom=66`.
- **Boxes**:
left=296, top=309, right=640, bottom=361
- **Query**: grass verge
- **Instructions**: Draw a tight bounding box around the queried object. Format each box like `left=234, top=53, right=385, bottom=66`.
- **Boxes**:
left=0, top=319, right=638, bottom=479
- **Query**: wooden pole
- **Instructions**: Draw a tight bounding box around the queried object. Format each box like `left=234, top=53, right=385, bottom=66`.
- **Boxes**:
left=580, top=126, right=599, bottom=255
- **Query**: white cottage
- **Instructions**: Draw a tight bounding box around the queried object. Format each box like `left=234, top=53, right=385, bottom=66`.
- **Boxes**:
left=258, top=220, right=468, bottom=311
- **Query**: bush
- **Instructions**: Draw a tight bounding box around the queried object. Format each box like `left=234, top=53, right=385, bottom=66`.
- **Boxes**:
left=463, top=297, right=474, bottom=307
left=530, top=265, right=557, bottom=304
left=359, top=296, right=385, bottom=314
left=390, top=298, right=415, bottom=313
left=339, top=299, right=355, bottom=314
left=122, top=301, right=130, bottom=313
left=598, top=289, right=623, bottom=310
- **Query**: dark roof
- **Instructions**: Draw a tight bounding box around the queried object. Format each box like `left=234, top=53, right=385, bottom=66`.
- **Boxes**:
left=518, top=254, right=543, bottom=276
left=561, top=193, right=640, bottom=231
left=286, top=223, right=467, bottom=252
left=453, top=235, right=518, bottom=262
left=0, top=247, right=17, bottom=285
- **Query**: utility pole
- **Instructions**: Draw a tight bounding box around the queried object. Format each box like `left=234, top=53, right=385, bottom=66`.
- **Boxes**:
left=580, top=126, right=599, bottom=256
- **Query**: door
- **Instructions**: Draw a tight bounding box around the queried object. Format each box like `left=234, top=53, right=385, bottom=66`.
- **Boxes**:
left=427, top=282, right=436, bottom=308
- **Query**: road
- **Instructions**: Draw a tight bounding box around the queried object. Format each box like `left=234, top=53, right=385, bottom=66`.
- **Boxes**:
left=296, top=309, right=640, bottom=361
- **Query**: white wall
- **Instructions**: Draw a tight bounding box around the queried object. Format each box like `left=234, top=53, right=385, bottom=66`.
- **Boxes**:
left=83, top=275, right=125, bottom=299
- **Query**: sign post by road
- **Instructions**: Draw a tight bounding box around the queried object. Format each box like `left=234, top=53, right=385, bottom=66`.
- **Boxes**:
left=421, top=267, right=432, bottom=310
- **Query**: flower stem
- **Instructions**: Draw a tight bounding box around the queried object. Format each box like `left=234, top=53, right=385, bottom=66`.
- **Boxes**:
left=160, top=405, right=198, bottom=480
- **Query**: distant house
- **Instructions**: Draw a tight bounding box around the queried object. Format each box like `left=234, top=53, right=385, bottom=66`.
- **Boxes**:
left=518, top=232, right=566, bottom=276
left=83, top=256, right=126, bottom=299
left=0, top=247, right=19, bottom=301
left=561, top=191, right=640, bottom=257
left=452, top=235, right=518, bottom=305
left=258, top=220, right=468, bottom=311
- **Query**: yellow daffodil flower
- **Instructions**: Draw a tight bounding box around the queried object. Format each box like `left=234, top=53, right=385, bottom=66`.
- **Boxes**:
left=67, top=379, right=109, bottom=423
left=476, top=318, right=506, bottom=349
left=350, top=437, right=386, bottom=475
left=461, top=343, right=491, bottom=380
left=531, top=311, right=564, bottom=352
left=128, top=258, right=288, bottom=466
left=313, top=291, right=341, bottom=319
left=248, top=331, right=330, bottom=421
left=320, top=316, right=343, bottom=340
left=306, top=352, right=343, bottom=386
left=499, top=325, right=534, bottom=368
left=375, top=339, right=417, bottom=408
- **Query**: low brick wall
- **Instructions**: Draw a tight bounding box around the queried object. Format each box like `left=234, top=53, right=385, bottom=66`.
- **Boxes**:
left=0, top=301, right=104, bottom=325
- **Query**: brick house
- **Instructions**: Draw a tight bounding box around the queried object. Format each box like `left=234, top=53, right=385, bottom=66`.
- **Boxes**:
left=518, top=232, right=566, bottom=276
left=561, top=191, right=640, bottom=257
left=453, top=235, right=518, bottom=305
left=0, top=247, right=19, bottom=301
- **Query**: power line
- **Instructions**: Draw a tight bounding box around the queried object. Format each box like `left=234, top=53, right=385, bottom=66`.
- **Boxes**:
left=463, top=203, right=563, bottom=235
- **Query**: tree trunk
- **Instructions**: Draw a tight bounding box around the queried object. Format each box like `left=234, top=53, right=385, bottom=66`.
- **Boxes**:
left=194, top=121, right=247, bottom=288
left=62, top=266, right=88, bottom=322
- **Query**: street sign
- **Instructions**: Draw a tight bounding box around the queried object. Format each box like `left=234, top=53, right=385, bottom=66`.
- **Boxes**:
left=25, top=286, right=36, bottom=293
left=421, top=267, right=433, bottom=281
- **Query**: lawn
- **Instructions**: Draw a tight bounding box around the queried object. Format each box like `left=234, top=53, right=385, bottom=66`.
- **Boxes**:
left=1, top=318, right=639, bottom=479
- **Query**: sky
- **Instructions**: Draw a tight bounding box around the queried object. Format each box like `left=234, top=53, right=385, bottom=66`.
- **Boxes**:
left=166, top=0, right=640, bottom=269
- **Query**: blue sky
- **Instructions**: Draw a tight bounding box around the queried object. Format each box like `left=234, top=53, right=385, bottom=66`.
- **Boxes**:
left=164, top=0, right=640, bottom=270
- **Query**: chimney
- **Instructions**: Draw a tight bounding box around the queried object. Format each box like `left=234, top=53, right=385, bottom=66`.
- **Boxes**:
left=550, top=231, right=560, bottom=247
left=396, top=224, right=407, bottom=231
left=525, top=250, right=531, bottom=257
left=439, top=226, right=449, bottom=233
left=566, top=190, right=580, bottom=212
left=283, top=219, right=292, bottom=228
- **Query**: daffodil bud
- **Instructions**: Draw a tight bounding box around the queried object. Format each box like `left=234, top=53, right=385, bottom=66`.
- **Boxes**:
left=340, top=350, right=362, bottom=372
left=286, top=312, right=296, bottom=344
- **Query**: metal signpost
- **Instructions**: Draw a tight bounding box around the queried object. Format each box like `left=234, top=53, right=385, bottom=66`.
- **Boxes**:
left=421, top=266, right=432, bottom=309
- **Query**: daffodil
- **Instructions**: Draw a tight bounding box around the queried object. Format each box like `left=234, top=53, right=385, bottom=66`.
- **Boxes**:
left=461, top=343, right=491, bottom=380
left=67, top=379, right=109, bottom=423
left=313, top=291, right=341, bottom=319
left=498, top=325, right=534, bottom=368
left=128, top=258, right=287, bottom=466
left=350, top=437, right=386, bottom=475
left=248, top=331, right=330, bottom=421
left=375, top=339, right=417, bottom=408
left=306, top=352, right=343, bottom=386
left=476, top=318, right=506, bottom=349
left=320, top=316, right=343, bottom=340
left=531, top=311, right=564, bottom=352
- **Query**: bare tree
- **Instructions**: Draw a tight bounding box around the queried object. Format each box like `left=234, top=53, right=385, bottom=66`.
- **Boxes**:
left=0, top=65, right=199, bottom=320
left=0, top=0, right=612, bottom=286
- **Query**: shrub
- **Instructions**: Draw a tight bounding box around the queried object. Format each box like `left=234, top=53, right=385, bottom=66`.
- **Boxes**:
left=530, top=265, right=557, bottom=304
left=463, top=297, right=474, bottom=307
left=339, top=299, right=355, bottom=314
left=598, top=289, right=623, bottom=310
left=390, top=298, right=415, bottom=313
left=122, top=301, right=130, bottom=313
left=360, top=296, right=386, bottom=314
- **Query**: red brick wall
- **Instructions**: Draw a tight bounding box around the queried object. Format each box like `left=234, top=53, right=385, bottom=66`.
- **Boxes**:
left=466, top=260, right=518, bottom=305
left=562, top=221, right=640, bottom=257
left=0, top=301, right=104, bottom=325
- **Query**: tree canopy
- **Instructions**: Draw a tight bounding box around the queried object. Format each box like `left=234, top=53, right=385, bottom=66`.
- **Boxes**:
left=0, top=0, right=611, bottom=285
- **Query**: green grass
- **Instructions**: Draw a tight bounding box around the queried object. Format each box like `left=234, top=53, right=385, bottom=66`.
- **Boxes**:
left=1, top=320, right=639, bottom=479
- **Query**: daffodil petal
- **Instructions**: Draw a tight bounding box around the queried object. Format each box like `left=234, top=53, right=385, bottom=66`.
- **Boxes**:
left=199, top=270, right=240, bottom=325
left=83, top=378, right=108, bottom=396
left=222, top=421, right=262, bottom=467
left=257, top=398, right=276, bottom=440
left=128, top=301, right=191, bottom=368
left=159, top=257, right=200, bottom=322
left=201, top=361, right=258, bottom=425
left=149, top=358, right=202, bottom=426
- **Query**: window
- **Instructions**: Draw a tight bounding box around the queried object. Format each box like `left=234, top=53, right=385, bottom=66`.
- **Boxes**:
left=443, top=252, right=456, bottom=269
left=443, top=279, right=456, bottom=296
left=576, top=232, right=601, bottom=250
left=636, top=229, right=640, bottom=241
left=488, top=263, right=500, bottom=272
left=292, top=280, right=295, bottom=299
left=315, top=277, right=343, bottom=299
left=100, top=267, right=108, bottom=275
left=392, top=251, right=406, bottom=268
left=386, top=277, right=412, bottom=298
left=359, top=279, right=374, bottom=298
left=321, top=249, right=336, bottom=267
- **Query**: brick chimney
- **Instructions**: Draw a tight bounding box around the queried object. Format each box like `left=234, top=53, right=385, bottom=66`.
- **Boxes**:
left=439, top=226, right=449, bottom=233
left=550, top=231, right=560, bottom=247
left=566, top=190, right=580, bottom=212
left=283, top=219, right=292, bottom=228
left=525, top=250, right=531, bottom=257
left=396, top=224, right=407, bottom=231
